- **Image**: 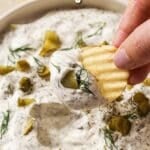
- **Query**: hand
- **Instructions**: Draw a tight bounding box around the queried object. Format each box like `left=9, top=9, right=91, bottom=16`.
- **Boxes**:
left=113, top=0, right=150, bottom=84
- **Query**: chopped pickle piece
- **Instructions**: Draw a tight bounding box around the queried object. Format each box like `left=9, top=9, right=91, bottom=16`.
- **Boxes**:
left=37, top=65, right=50, bottom=79
left=116, top=95, right=123, bottom=101
left=23, top=117, right=34, bottom=135
left=108, top=116, right=131, bottom=136
left=18, top=98, right=36, bottom=107
left=16, top=60, right=30, bottom=72
left=133, top=92, right=149, bottom=104
left=0, top=65, right=15, bottom=75
left=19, top=77, right=33, bottom=93
left=39, top=31, right=61, bottom=57
left=61, top=71, right=78, bottom=89
left=143, top=78, right=150, bottom=86
left=138, top=101, right=150, bottom=117
left=99, top=41, right=109, bottom=46
left=133, top=92, right=150, bottom=116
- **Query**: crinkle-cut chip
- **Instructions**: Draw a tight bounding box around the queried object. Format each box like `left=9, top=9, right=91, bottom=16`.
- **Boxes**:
left=23, top=117, right=34, bottom=135
left=39, top=30, right=61, bottom=57
left=81, top=45, right=129, bottom=102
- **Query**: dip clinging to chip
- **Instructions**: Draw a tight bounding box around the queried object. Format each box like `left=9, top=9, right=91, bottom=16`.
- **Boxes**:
left=81, top=45, right=129, bottom=102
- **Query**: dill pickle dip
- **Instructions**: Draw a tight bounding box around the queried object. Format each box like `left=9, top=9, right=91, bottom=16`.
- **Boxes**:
left=0, top=9, right=150, bottom=150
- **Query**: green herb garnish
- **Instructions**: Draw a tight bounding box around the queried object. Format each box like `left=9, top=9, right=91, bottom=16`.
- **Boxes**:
left=87, top=22, right=106, bottom=38
left=8, top=45, right=34, bottom=64
left=51, top=63, right=61, bottom=73
left=74, top=31, right=87, bottom=48
left=60, top=31, right=86, bottom=51
left=60, top=47, right=73, bottom=51
left=76, top=67, right=94, bottom=95
left=33, top=57, right=43, bottom=66
left=103, top=128, right=117, bottom=150
left=33, top=57, right=50, bottom=79
left=0, top=110, right=10, bottom=138
left=6, top=84, right=14, bottom=95
left=9, top=45, right=34, bottom=53
left=124, top=111, right=138, bottom=120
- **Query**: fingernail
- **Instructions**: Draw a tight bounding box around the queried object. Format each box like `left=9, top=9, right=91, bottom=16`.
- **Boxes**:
left=114, top=48, right=131, bottom=69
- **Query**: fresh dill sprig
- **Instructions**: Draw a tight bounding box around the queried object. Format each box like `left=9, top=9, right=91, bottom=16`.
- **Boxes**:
left=33, top=57, right=43, bottom=66
left=60, top=31, right=86, bottom=51
left=51, top=63, right=61, bottom=73
left=9, top=45, right=34, bottom=53
left=76, top=67, right=94, bottom=95
left=87, top=22, right=106, bottom=38
left=60, top=47, right=73, bottom=51
left=103, top=128, right=117, bottom=150
left=124, top=111, right=138, bottom=120
left=8, top=45, right=34, bottom=64
left=74, top=31, right=87, bottom=48
left=6, top=84, right=14, bottom=95
left=0, top=110, right=10, bottom=139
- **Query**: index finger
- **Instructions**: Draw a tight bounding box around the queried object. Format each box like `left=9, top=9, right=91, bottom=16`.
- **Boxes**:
left=113, top=0, right=150, bottom=47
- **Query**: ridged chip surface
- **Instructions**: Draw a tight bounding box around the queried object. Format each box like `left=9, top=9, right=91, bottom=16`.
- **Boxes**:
left=81, top=45, right=129, bottom=102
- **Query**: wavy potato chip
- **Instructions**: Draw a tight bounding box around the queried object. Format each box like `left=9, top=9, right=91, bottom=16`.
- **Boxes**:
left=81, top=45, right=129, bottom=102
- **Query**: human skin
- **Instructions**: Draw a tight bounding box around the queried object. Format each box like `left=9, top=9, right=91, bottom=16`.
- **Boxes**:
left=113, top=0, right=150, bottom=84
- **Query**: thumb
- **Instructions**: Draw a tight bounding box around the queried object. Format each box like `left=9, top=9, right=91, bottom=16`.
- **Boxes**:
left=114, top=19, right=150, bottom=70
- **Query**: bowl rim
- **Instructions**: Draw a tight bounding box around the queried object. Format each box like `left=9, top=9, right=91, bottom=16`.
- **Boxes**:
left=0, top=0, right=127, bottom=18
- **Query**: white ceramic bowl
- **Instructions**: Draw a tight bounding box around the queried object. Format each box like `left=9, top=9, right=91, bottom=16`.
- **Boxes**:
left=0, top=0, right=127, bottom=33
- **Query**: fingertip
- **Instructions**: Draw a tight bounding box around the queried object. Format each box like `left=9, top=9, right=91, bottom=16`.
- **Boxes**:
left=128, top=65, right=149, bottom=84
left=128, top=75, right=146, bottom=85
left=113, top=30, right=128, bottom=48
left=114, top=48, right=131, bottom=69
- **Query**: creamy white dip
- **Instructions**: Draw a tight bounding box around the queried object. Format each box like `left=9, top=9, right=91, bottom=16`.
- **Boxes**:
left=0, top=8, right=149, bottom=150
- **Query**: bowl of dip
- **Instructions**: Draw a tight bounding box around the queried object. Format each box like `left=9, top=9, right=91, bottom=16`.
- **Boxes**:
left=0, top=0, right=127, bottom=32
left=0, top=0, right=150, bottom=150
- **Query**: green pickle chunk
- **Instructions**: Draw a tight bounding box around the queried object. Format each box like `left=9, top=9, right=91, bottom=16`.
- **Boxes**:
left=37, top=65, right=50, bottom=79
left=108, top=116, right=131, bottom=136
left=39, top=30, right=61, bottom=57
left=0, top=65, right=15, bottom=75
left=133, top=92, right=150, bottom=117
left=16, top=60, right=30, bottom=72
left=19, top=77, right=33, bottom=93
left=61, top=71, right=78, bottom=89
left=138, top=101, right=150, bottom=117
